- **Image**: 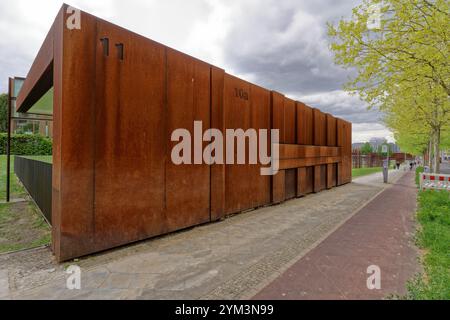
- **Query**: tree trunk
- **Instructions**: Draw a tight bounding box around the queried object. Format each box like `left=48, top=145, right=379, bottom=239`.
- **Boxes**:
left=428, top=138, right=433, bottom=171
left=433, top=127, right=441, bottom=173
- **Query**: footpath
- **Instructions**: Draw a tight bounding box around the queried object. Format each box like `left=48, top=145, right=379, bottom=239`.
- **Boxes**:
left=254, top=171, right=419, bottom=299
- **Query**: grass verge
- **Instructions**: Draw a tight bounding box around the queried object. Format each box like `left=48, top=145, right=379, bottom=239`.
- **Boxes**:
left=0, top=201, right=51, bottom=253
left=415, top=166, right=424, bottom=187
left=0, top=155, right=51, bottom=253
left=0, top=155, right=27, bottom=201
left=406, top=190, right=450, bottom=299
left=352, top=167, right=383, bottom=178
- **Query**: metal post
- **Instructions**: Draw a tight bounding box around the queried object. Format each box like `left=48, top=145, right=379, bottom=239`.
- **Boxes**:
left=6, top=78, right=12, bottom=202
left=382, top=144, right=389, bottom=183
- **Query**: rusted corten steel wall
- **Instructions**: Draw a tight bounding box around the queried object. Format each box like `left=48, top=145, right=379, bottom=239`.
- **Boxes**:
left=16, top=6, right=352, bottom=261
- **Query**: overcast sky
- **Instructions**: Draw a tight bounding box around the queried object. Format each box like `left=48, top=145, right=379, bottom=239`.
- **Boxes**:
left=0, top=0, right=394, bottom=143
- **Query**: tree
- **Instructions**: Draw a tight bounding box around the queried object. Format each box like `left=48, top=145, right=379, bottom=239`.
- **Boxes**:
left=328, top=0, right=450, bottom=172
left=361, top=142, right=373, bottom=154
left=0, top=94, right=8, bottom=133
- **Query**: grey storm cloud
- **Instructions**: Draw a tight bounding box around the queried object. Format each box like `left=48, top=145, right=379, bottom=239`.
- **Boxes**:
left=219, top=0, right=384, bottom=125
left=222, top=0, right=356, bottom=94
left=292, top=90, right=384, bottom=124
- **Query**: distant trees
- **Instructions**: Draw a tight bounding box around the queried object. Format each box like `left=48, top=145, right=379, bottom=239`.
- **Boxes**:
left=328, top=0, right=449, bottom=173
left=360, top=142, right=373, bottom=154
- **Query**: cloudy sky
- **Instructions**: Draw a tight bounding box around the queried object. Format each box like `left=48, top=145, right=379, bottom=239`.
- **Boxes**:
left=0, top=0, right=394, bottom=143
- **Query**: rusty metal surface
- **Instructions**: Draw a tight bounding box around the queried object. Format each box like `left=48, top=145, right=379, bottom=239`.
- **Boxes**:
left=314, top=108, right=327, bottom=146
left=284, top=98, right=297, bottom=144
left=337, top=119, right=352, bottom=185
left=272, top=170, right=285, bottom=204
left=326, top=114, right=337, bottom=147
left=271, top=92, right=285, bottom=143
left=51, top=7, right=63, bottom=257
left=297, top=102, right=314, bottom=145
left=16, top=8, right=59, bottom=113
left=284, top=169, right=297, bottom=200
left=165, top=49, right=211, bottom=231
left=93, top=19, right=168, bottom=253
left=18, top=5, right=353, bottom=261
left=297, top=167, right=314, bottom=196
left=223, top=75, right=271, bottom=215
left=210, top=67, right=226, bottom=221
left=57, top=10, right=98, bottom=260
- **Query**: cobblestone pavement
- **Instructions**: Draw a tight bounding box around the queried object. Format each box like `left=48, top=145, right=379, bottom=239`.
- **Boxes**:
left=0, top=170, right=406, bottom=300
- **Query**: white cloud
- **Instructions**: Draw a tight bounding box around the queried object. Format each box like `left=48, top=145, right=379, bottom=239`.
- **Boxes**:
left=352, top=123, right=395, bottom=144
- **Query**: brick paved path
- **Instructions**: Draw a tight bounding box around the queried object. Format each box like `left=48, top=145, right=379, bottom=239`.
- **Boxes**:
left=253, top=172, right=420, bottom=300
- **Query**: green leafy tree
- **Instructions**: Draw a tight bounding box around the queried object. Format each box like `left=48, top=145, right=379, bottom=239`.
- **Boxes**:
left=328, top=0, right=450, bottom=172
left=361, top=142, right=373, bottom=154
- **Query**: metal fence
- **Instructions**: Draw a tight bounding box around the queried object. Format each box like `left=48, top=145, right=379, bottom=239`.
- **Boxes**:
left=352, top=152, right=414, bottom=168
left=14, top=156, right=52, bottom=224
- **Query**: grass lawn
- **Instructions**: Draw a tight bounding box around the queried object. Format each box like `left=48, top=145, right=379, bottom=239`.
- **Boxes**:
left=352, top=167, right=383, bottom=178
left=406, top=190, right=450, bottom=299
left=0, top=201, right=51, bottom=253
left=0, top=155, right=51, bottom=253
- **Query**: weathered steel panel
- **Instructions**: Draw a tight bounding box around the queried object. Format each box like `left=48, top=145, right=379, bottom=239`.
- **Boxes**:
left=297, top=102, right=314, bottom=145
left=93, top=20, right=167, bottom=252
left=19, top=5, right=354, bottom=261
left=278, top=145, right=340, bottom=159
left=320, top=164, right=327, bottom=190
left=327, top=163, right=337, bottom=189
left=271, top=91, right=285, bottom=143
left=314, top=165, right=326, bottom=193
left=249, top=84, right=272, bottom=209
left=326, top=114, right=337, bottom=147
left=314, top=109, right=327, bottom=146
left=51, top=6, right=63, bottom=258
left=284, top=98, right=296, bottom=144
left=56, top=10, right=98, bottom=261
left=297, top=167, right=314, bottom=196
left=223, top=75, right=271, bottom=214
left=285, top=169, right=297, bottom=200
left=16, top=14, right=55, bottom=112
left=210, top=67, right=226, bottom=221
left=14, top=157, right=52, bottom=224
left=272, top=170, right=285, bottom=203
left=166, top=49, right=211, bottom=231
left=337, top=119, right=352, bottom=185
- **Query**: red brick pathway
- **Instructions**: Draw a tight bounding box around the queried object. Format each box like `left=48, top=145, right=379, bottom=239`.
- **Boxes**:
left=254, top=172, right=420, bottom=300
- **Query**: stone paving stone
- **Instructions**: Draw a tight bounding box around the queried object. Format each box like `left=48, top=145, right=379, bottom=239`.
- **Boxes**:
left=0, top=270, right=9, bottom=298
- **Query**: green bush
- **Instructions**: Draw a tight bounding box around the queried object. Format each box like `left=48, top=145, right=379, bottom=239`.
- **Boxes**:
left=0, top=133, right=52, bottom=155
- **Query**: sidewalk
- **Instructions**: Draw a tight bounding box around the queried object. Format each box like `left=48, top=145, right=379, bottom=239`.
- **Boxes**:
left=0, top=169, right=411, bottom=300
left=253, top=171, right=419, bottom=299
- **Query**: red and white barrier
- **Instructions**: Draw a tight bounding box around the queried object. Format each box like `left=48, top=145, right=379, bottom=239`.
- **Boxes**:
left=420, top=173, right=450, bottom=191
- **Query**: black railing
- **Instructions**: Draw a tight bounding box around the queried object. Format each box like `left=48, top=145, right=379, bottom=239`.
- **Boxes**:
left=14, top=156, right=52, bottom=224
